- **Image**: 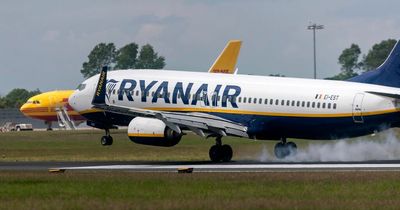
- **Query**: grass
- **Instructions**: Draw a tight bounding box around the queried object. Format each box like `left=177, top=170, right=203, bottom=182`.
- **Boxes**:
left=0, top=129, right=278, bottom=161
left=1, top=171, right=400, bottom=210
left=0, top=128, right=398, bottom=161
left=1, top=130, right=400, bottom=209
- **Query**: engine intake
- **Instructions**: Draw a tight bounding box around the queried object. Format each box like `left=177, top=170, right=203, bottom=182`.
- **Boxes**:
left=127, top=117, right=182, bottom=147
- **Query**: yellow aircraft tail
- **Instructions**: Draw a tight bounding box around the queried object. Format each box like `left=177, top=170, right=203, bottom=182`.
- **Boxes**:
left=208, top=40, right=242, bottom=74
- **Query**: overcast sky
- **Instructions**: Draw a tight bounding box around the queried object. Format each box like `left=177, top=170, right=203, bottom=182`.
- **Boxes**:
left=0, top=0, right=400, bottom=95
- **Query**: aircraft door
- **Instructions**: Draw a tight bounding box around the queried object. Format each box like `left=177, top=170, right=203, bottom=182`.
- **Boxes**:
left=352, top=93, right=364, bottom=123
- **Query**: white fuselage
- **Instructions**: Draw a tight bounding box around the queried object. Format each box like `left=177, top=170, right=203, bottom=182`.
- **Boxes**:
left=69, top=69, right=400, bottom=140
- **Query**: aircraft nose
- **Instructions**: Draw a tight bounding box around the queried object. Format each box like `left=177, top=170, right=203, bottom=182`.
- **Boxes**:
left=19, top=103, right=29, bottom=115
left=68, top=90, right=83, bottom=112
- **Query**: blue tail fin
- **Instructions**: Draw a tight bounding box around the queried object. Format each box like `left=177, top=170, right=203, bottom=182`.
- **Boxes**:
left=349, top=40, right=400, bottom=88
left=91, top=66, right=108, bottom=105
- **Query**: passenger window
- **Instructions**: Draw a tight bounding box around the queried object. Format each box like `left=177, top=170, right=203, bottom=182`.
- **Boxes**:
left=286, top=100, right=290, bottom=106
left=243, top=97, right=247, bottom=103
left=249, top=97, right=252, bottom=103
left=322, top=103, right=326, bottom=109
left=301, top=101, right=305, bottom=107
left=275, top=99, right=279, bottom=105
left=312, top=102, right=315, bottom=108
left=317, top=102, right=320, bottom=108
left=327, top=103, right=331, bottom=109
left=259, top=98, right=262, bottom=104
left=253, top=98, right=257, bottom=104
left=333, top=103, right=337, bottom=109
left=307, top=101, right=310, bottom=108
left=136, top=90, right=139, bottom=96
left=264, top=99, right=268, bottom=104
left=296, top=101, right=300, bottom=107
left=270, top=99, right=273, bottom=105
left=281, top=100, right=285, bottom=106
left=113, top=89, right=116, bottom=95
left=291, top=101, right=295, bottom=106
left=238, top=97, right=242, bottom=103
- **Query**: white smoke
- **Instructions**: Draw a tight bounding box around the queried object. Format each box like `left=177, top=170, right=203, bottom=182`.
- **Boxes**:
left=258, top=129, right=400, bottom=162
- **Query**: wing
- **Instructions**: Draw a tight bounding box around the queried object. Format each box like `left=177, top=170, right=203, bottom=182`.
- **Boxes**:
left=92, top=66, right=248, bottom=138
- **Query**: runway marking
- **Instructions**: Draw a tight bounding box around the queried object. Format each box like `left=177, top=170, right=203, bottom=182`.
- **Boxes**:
left=55, top=163, right=400, bottom=172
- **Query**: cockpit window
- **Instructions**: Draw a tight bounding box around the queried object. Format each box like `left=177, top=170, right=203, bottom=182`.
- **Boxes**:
left=27, top=100, right=40, bottom=104
left=77, top=83, right=86, bottom=91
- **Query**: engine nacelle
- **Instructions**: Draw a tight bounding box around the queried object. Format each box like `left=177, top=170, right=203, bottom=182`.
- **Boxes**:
left=127, top=117, right=182, bottom=147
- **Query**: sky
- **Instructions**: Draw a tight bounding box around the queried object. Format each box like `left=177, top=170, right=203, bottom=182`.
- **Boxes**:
left=1, top=0, right=400, bottom=95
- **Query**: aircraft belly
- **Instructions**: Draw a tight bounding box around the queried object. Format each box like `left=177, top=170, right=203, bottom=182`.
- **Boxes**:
left=82, top=110, right=400, bottom=140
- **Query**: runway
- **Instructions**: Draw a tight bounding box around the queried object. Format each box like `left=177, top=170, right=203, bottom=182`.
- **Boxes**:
left=3, top=160, right=400, bottom=172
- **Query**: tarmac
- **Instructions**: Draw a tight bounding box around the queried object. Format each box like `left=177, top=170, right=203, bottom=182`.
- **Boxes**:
left=2, top=160, right=400, bottom=172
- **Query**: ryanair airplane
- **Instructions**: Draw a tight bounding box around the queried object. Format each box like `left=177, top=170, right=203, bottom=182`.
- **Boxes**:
left=69, top=40, right=400, bottom=162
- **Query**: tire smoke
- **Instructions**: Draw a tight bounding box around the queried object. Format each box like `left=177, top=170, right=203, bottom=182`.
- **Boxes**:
left=259, top=130, right=400, bottom=162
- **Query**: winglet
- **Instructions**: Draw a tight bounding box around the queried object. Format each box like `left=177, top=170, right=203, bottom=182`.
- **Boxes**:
left=91, top=66, right=108, bottom=105
left=208, top=40, right=242, bottom=74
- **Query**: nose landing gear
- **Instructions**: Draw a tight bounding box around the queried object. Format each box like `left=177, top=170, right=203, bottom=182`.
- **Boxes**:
left=209, top=136, right=233, bottom=162
left=274, top=138, right=297, bottom=159
left=101, top=128, right=113, bottom=146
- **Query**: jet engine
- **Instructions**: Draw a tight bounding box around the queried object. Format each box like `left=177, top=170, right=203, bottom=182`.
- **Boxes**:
left=127, top=117, right=182, bottom=147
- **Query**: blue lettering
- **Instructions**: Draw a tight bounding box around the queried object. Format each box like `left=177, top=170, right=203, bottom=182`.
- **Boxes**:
left=118, top=79, right=136, bottom=101
left=191, top=84, right=209, bottom=106
left=172, top=82, right=193, bottom=105
left=222, top=85, right=241, bottom=108
left=140, top=80, right=157, bottom=102
left=211, top=85, right=222, bottom=107
left=152, top=81, right=170, bottom=103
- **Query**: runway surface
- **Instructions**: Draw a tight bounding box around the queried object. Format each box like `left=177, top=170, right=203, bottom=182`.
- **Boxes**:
left=3, top=160, right=400, bottom=172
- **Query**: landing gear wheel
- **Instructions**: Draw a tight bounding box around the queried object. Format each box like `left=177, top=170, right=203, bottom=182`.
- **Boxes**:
left=274, top=142, right=287, bottom=159
left=101, top=136, right=113, bottom=146
left=209, top=145, right=222, bottom=162
left=221, top=144, right=233, bottom=162
left=274, top=141, right=297, bottom=159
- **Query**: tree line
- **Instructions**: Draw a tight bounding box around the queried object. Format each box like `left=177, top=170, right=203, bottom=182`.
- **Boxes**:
left=80, top=42, right=165, bottom=78
left=0, top=42, right=166, bottom=109
left=327, top=39, right=396, bottom=80
left=0, top=88, right=41, bottom=109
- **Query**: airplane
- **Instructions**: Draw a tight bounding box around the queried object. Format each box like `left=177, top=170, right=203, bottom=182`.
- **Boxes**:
left=20, top=90, right=85, bottom=130
left=69, top=39, right=400, bottom=162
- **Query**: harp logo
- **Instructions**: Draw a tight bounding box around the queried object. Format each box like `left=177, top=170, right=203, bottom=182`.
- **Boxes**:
left=106, top=79, right=119, bottom=101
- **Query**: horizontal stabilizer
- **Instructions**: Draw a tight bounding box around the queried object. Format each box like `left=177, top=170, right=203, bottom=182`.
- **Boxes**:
left=367, top=91, right=400, bottom=99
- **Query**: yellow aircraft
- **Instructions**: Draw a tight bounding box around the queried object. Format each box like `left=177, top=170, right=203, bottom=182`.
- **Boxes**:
left=20, top=90, right=85, bottom=130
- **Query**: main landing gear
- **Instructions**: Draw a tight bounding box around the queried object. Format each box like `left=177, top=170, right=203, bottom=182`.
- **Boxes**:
left=101, top=128, right=113, bottom=146
left=209, top=136, right=233, bottom=162
left=274, top=137, right=297, bottom=159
